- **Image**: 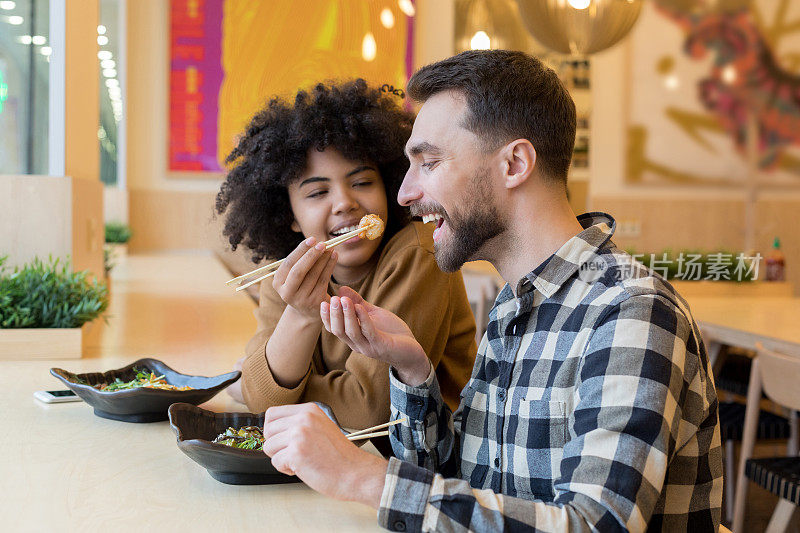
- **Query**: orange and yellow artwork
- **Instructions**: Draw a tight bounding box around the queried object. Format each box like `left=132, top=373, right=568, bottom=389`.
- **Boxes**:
left=169, top=0, right=414, bottom=172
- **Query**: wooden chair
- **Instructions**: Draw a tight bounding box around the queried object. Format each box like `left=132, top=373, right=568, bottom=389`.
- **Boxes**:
left=732, top=344, right=800, bottom=533
left=700, top=332, right=798, bottom=526
left=701, top=329, right=794, bottom=523
left=718, top=401, right=791, bottom=523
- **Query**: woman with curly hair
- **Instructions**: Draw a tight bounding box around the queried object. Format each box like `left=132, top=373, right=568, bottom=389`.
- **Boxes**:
left=216, top=79, right=477, bottom=430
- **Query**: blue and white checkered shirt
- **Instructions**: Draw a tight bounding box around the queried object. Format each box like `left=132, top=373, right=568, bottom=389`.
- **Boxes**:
left=378, top=212, right=722, bottom=532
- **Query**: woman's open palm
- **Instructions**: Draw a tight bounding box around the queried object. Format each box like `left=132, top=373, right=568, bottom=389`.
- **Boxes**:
left=320, top=286, right=426, bottom=372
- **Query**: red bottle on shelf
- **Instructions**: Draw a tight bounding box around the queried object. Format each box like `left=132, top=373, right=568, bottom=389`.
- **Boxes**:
left=765, top=237, right=786, bottom=282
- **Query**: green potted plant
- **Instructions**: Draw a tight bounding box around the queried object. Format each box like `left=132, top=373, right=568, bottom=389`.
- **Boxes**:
left=624, top=248, right=787, bottom=297
left=103, top=246, right=116, bottom=280
left=0, top=256, right=109, bottom=359
left=105, top=221, right=132, bottom=260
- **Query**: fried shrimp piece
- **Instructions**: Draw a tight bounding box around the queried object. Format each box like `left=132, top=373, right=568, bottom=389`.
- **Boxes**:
left=359, top=214, right=385, bottom=240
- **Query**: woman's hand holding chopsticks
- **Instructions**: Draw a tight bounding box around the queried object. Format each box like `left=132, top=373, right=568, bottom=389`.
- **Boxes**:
left=257, top=237, right=339, bottom=389
left=272, top=237, right=338, bottom=322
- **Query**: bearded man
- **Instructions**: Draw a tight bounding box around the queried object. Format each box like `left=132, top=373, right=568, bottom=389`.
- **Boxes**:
left=260, top=50, right=723, bottom=533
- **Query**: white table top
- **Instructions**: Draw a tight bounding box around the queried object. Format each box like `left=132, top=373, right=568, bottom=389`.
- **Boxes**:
left=0, top=253, right=381, bottom=532
left=9, top=254, right=794, bottom=530
left=687, top=296, right=800, bottom=356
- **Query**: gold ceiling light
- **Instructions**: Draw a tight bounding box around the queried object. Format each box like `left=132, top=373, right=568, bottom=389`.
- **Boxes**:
left=455, top=0, right=539, bottom=53
left=516, top=0, right=644, bottom=55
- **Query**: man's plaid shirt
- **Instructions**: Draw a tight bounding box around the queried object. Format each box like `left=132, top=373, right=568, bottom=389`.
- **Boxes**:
left=378, top=213, right=723, bottom=532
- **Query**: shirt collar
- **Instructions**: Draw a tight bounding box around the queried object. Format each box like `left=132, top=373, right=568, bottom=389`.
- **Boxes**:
left=512, top=212, right=616, bottom=299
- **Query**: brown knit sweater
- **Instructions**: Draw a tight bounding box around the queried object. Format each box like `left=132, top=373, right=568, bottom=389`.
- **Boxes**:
left=240, top=221, right=477, bottom=428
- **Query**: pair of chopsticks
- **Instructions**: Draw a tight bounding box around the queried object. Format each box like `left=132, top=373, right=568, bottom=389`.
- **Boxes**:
left=345, top=417, right=407, bottom=442
left=227, top=222, right=378, bottom=292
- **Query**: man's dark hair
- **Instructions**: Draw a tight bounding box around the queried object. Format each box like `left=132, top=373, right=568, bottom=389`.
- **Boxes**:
left=407, top=50, right=576, bottom=183
left=215, top=79, right=414, bottom=262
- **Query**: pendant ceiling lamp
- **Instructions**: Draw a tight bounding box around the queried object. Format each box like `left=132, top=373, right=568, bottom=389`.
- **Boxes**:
left=455, top=0, right=538, bottom=53
left=516, top=0, right=644, bottom=56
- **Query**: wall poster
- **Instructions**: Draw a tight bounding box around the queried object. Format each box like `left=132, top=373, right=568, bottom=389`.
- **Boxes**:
left=169, top=0, right=415, bottom=173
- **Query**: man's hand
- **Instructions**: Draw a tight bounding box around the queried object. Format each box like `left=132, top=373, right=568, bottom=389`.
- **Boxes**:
left=262, top=403, right=388, bottom=507
left=320, top=286, right=431, bottom=386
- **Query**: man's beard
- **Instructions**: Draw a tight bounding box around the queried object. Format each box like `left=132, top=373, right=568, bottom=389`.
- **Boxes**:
left=435, top=170, right=505, bottom=273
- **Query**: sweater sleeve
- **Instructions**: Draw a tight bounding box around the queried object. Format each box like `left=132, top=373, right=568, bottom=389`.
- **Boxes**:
left=239, top=275, right=314, bottom=412
left=299, top=236, right=476, bottom=429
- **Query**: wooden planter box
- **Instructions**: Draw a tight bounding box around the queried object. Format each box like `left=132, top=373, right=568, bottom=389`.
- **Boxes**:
left=0, top=327, right=82, bottom=360
left=107, top=243, right=128, bottom=259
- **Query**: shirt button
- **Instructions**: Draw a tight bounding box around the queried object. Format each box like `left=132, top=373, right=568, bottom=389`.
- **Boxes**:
left=393, top=520, right=406, bottom=531
left=494, top=457, right=500, bottom=467
left=498, top=390, right=506, bottom=402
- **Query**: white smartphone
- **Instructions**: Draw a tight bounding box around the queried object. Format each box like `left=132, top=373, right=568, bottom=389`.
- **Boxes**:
left=34, top=390, right=83, bottom=404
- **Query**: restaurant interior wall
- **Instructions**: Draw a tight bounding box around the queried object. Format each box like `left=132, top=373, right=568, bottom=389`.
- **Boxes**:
left=589, top=1, right=800, bottom=294
left=126, top=0, right=454, bottom=259
left=126, top=0, right=798, bottom=294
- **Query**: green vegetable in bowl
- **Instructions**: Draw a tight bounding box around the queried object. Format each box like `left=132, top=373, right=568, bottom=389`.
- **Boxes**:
left=213, top=426, right=264, bottom=450
left=95, top=368, right=193, bottom=392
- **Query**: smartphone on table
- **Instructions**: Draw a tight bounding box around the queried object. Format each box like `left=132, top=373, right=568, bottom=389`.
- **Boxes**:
left=33, top=390, right=82, bottom=403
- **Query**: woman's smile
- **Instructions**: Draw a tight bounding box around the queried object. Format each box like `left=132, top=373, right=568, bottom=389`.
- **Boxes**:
left=288, top=148, right=389, bottom=285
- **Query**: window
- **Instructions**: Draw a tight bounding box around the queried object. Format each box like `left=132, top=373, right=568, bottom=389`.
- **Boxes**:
left=98, top=0, right=123, bottom=186
left=0, top=0, right=50, bottom=175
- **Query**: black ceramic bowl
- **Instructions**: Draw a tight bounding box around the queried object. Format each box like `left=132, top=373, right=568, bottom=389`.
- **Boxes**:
left=168, top=402, right=346, bottom=485
left=50, top=358, right=241, bottom=423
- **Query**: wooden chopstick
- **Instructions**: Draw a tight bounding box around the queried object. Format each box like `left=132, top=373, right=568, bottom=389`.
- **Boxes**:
left=231, top=223, right=377, bottom=292
left=324, top=224, right=375, bottom=249
left=345, top=417, right=408, bottom=439
left=233, top=266, right=281, bottom=291
left=226, top=257, right=285, bottom=285
left=347, top=430, right=389, bottom=441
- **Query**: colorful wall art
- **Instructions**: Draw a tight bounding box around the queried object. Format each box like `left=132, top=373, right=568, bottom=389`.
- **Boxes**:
left=627, top=0, right=800, bottom=185
left=169, top=0, right=414, bottom=173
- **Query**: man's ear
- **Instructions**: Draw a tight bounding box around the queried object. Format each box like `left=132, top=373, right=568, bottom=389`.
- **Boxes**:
left=501, top=139, right=536, bottom=190
left=291, top=220, right=301, bottom=233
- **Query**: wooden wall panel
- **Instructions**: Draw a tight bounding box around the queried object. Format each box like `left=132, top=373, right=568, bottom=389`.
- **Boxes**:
left=127, top=188, right=270, bottom=280
left=103, top=187, right=129, bottom=224
left=71, top=177, right=104, bottom=276
left=128, top=189, right=222, bottom=252
left=128, top=189, right=800, bottom=295
left=755, top=199, right=800, bottom=294
left=0, top=176, right=103, bottom=276
left=0, top=176, right=72, bottom=268
left=592, top=195, right=799, bottom=294
left=64, top=0, right=99, bottom=184
left=591, top=196, right=745, bottom=251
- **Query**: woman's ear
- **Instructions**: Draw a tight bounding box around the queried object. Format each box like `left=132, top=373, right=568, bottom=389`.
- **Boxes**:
left=291, top=220, right=301, bottom=233
left=502, top=139, right=537, bottom=190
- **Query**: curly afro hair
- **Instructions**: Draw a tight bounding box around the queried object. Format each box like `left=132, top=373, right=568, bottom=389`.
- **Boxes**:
left=215, top=79, right=415, bottom=263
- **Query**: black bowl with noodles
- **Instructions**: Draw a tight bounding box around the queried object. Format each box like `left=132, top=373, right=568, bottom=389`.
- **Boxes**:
left=168, top=402, right=348, bottom=485
left=50, top=358, right=241, bottom=423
